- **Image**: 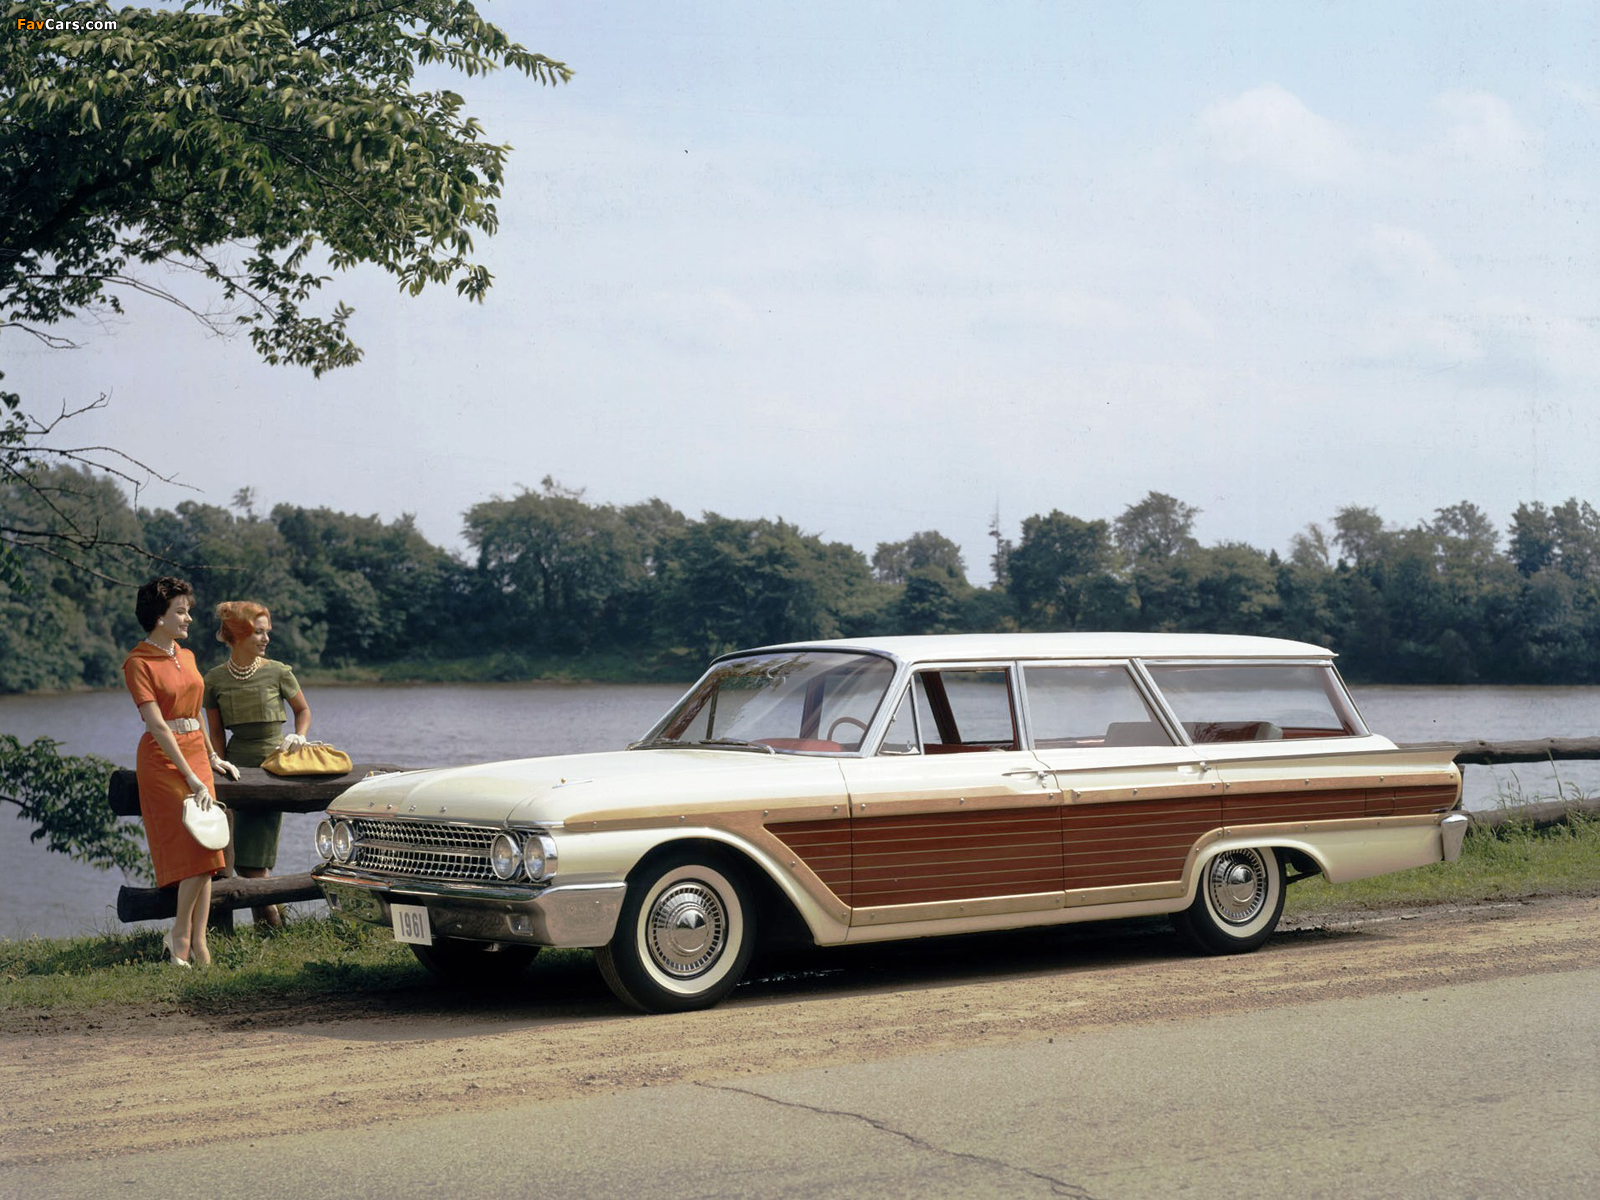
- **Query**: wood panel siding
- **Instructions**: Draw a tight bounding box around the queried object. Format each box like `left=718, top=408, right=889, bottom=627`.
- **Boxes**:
left=775, top=782, right=1457, bottom=912
left=1062, top=797, right=1220, bottom=889
left=1223, top=788, right=1368, bottom=825
left=768, top=819, right=853, bottom=905
left=1386, top=785, right=1460, bottom=817
left=851, top=809, right=1064, bottom=907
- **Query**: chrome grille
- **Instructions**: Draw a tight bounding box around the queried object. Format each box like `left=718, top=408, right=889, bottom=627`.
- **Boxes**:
left=349, top=818, right=499, bottom=882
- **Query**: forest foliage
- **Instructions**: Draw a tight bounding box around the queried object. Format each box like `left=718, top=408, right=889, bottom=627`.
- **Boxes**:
left=4, top=471, right=1600, bottom=693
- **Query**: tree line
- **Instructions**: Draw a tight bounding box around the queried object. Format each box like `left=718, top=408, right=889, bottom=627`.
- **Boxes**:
left=4, top=470, right=1600, bottom=692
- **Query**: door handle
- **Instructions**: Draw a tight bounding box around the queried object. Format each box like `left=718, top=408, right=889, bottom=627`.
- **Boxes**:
left=1002, top=768, right=1055, bottom=789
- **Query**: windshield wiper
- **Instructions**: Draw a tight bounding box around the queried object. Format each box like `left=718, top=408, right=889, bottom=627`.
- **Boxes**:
left=629, top=737, right=776, bottom=754
left=703, top=738, right=777, bottom=754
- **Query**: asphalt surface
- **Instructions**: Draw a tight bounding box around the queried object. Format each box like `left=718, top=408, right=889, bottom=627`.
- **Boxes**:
left=4, top=962, right=1595, bottom=1199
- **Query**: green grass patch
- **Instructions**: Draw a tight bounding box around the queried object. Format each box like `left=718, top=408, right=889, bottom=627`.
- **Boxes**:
left=0, top=914, right=415, bottom=1016
left=0, top=914, right=596, bottom=1023
left=1286, top=813, right=1600, bottom=917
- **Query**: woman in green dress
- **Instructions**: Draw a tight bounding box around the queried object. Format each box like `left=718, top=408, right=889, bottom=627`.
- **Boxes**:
left=203, top=600, right=312, bottom=928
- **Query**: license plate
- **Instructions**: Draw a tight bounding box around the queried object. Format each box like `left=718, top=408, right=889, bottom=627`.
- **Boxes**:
left=391, top=904, right=433, bottom=945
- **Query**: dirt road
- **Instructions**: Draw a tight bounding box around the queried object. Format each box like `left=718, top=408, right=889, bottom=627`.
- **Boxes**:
left=2, top=896, right=1596, bottom=1192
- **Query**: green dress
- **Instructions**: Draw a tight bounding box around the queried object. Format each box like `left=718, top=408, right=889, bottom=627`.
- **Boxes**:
left=203, top=659, right=302, bottom=870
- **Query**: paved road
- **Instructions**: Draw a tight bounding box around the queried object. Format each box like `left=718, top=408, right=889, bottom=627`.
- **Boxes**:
left=5, top=961, right=1595, bottom=1199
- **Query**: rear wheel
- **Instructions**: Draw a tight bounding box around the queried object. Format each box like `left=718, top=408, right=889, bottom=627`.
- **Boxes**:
left=596, top=852, right=756, bottom=1013
left=409, top=937, right=539, bottom=984
left=1174, top=847, right=1285, bottom=954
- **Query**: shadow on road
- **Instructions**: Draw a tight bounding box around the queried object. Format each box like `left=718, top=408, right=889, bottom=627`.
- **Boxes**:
left=241, top=913, right=1369, bottom=1037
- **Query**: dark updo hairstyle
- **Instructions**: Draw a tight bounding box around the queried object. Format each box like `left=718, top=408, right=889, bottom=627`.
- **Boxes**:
left=134, top=576, right=195, bottom=633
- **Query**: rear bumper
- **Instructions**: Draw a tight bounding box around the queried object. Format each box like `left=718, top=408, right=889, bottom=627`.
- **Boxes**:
left=1439, top=812, right=1470, bottom=863
left=314, top=865, right=626, bottom=948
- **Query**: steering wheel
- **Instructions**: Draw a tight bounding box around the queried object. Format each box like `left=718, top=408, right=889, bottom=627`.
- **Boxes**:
left=826, top=716, right=870, bottom=743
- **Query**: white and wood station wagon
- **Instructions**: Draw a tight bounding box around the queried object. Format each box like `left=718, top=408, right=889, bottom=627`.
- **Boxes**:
left=314, top=633, right=1468, bottom=1012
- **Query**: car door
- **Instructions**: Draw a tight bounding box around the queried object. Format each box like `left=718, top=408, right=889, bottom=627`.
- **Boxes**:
left=836, top=662, right=1063, bottom=929
left=1019, top=660, right=1223, bottom=905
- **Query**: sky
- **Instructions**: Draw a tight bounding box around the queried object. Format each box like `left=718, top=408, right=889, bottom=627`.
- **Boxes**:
left=10, top=0, right=1600, bottom=582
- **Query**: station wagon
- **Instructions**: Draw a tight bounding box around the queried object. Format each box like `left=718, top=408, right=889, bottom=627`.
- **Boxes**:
left=313, top=633, right=1467, bottom=1011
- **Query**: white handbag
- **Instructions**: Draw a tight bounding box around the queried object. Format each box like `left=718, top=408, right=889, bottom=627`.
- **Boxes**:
left=181, top=794, right=230, bottom=851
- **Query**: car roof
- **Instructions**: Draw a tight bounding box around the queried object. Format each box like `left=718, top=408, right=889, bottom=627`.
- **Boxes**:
left=741, top=632, right=1336, bottom=664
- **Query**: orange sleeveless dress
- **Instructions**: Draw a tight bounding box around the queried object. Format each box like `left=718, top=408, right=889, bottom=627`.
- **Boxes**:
left=123, top=642, right=225, bottom=887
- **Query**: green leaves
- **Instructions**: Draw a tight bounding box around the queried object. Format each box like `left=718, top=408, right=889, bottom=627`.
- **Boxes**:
left=1, top=0, right=570, bottom=374
left=0, top=733, right=150, bottom=879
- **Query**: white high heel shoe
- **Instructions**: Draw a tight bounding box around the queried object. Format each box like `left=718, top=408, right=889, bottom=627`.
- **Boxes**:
left=162, top=930, right=191, bottom=968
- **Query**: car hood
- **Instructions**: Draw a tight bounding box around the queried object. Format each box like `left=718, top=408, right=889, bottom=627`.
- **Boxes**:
left=325, top=748, right=848, bottom=826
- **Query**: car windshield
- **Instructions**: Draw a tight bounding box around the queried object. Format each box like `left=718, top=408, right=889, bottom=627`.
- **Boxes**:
left=637, top=651, right=896, bottom=754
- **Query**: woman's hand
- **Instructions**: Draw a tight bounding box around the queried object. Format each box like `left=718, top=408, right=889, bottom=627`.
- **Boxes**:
left=209, top=753, right=241, bottom=781
left=188, top=782, right=214, bottom=809
left=278, top=733, right=307, bottom=752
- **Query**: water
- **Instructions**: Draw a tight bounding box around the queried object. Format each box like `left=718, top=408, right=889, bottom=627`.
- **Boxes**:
left=1, top=681, right=1595, bottom=940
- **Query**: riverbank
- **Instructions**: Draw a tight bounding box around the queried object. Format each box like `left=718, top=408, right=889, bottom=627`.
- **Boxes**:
left=294, top=651, right=701, bottom=687
left=2, top=817, right=1595, bottom=1035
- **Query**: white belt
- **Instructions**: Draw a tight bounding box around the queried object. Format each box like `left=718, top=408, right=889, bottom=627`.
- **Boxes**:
left=169, top=717, right=201, bottom=733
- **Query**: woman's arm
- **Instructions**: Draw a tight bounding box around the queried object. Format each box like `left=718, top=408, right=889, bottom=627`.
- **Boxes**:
left=288, top=690, right=311, bottom=737
left=197, top=691, right=240, bottom=784
left=137, top=701, right=210, bottom=802
left=199, top=710, right=241, bottom=780
left=205, top=707, right=226, bottom=756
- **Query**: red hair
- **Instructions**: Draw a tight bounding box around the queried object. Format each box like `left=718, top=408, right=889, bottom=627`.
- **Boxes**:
left=215, top=600, right=270, bottom=645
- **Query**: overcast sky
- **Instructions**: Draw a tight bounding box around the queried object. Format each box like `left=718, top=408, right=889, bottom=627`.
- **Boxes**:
left=11, top=0, right=1600, bottom=582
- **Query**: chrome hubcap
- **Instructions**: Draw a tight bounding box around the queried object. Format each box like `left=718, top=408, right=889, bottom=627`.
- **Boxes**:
left=1206, top=850, right=1268, bottom=924
left=646, top=882, right=727, bottom=977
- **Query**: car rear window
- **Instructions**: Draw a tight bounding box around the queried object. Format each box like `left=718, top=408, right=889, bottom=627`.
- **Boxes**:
left=1144, top=664, right=1364, bottom=742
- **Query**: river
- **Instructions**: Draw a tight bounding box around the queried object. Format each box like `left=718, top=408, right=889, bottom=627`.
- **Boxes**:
left=2, top=681, right=1596, bottom=940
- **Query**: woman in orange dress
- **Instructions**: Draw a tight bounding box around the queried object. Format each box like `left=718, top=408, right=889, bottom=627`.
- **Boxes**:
left=122, top=577, right=239, bottom=966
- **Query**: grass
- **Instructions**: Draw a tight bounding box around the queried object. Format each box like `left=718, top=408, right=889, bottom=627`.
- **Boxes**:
left=3, top=817, right=1597, bottom=1024
left=1285, top=811, right=1600, bottom=917
left=0, top=913, right=417, bottom=1018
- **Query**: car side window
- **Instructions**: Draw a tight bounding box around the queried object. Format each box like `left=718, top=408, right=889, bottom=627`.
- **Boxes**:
left=1023, top=665, right=1173, bottom=748
left=914, top=668, right=1019, bottom=752
left=1145, top=664, right=1363, bottom=742
left=877, top=687, right=920, bottom=755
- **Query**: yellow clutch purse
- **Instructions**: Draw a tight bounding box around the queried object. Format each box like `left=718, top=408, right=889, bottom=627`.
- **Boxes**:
left=261, top=741, right=353, bottom=777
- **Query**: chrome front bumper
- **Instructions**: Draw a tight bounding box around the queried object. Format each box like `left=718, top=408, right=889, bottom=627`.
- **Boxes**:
left=314, top=866, right=626, bottom=948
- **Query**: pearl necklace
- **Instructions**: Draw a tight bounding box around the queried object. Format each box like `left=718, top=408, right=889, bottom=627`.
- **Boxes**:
left=227, top=656, right=263, bottom=680
left=143, top=637, right=177, bottom=658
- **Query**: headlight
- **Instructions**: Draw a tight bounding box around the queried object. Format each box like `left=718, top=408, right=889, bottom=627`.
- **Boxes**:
left=332, top=820, right=354, bottom=863
left=522, top=833, right=558, bottom=882
left=489, top=832, right=522, bottom=880
left=314, top=820, right=334, bottom=860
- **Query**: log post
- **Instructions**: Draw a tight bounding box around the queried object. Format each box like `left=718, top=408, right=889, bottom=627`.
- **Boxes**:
left=117, top=873, right=327, bottom=923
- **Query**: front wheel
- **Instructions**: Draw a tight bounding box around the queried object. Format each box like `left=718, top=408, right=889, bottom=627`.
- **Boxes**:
left=1174, top=847, right=1285, bottom=954
left=596, top=853, right=756, bottom=1013
left=410, top=937, right=539, bottom=984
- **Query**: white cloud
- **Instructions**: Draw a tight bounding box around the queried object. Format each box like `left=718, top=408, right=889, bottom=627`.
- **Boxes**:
left=1195, top=84, right=1364, bottom=183
left=1432, top=90, right=1537, bottom=168
left=1555, top=80, right=1600, bottom=120
left=1364, top=224, right=1448, bottom=288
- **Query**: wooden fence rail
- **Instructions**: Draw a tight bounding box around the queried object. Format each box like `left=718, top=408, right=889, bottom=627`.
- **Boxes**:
left=1404, top=737, right=1600, bottom=766
left=107, top=739, right=1600, bottom=924
left=109, top=763, right=404, bottom=925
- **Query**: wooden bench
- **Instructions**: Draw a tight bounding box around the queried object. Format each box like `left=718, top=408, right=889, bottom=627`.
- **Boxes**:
left=108, top=762, right=407, bottom=925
